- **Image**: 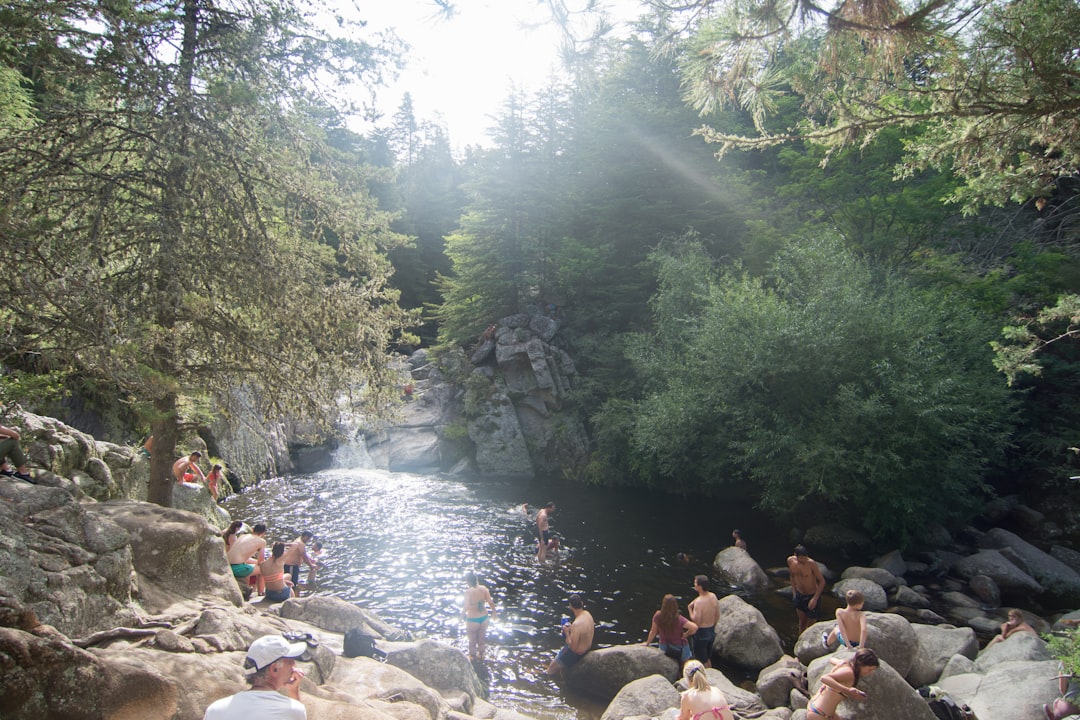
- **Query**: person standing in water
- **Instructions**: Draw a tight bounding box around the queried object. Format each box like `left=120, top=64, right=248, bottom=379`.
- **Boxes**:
left=536, top=502, right=556, bottom=561
left=463, top=572, right=497, bottom=662
left=787, top=544, right=825, bottom=634
left=806, top=648, right=879, bottom=719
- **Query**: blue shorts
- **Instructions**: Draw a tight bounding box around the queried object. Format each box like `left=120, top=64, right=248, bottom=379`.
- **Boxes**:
left=555, top=645, right=586, bottom=668
left=264, top=586, right=292, bottom=602
left=661, top=641, right=692, bottom=663
left=693, top=626, right=716, bottom=663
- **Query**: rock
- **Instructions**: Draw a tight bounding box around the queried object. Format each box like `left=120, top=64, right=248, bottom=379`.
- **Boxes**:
left=0, top=627, right=178, bottom=720
left=840, top=566, right=898, bottom=590
left=171, top=481, right=231, bottom=530
left=713, top=547, right=771, bottom=592
left=984, top=528, right=1080, bottom=601
left=952, top=549, right=1043, bottom=594
left=806, top=652, right=937, bottom=720
left=713, top=595, right=784, bottom=671
left=794, top=621, right=835, bottom=667
left=941, top=591, right=983, bottom=610
left=974, top=632, right=1053, bottom=672
left=907, top=624, right=979, bottom=688
left=87, top=500, right=242, bottom=614
left=564, top=644, right=678, bottom=701
left=1053, top=609, right=1080, bottom=631
left=939, top=659, right=1059, bottom=720
left=967, top=575, right=1001, bottom=608
left=864, top=613, right=918, bottom=679
left=938, top=653, right=977, bottom=681
left=873, top=550, right=907, bottom=578
left=831, top=578, right=887, bottom=611
left=1051, top=545, right=1080, bottom=575
left=384, top=639, right=486, bottom=703
left=915, top=609, right=948, bottom=624
left=802, top=524, right=872, bottom=557
left=687, top=667, right=768, bottom=715
left=599, top=674, right=680, bottom=720
left=328, top=653, right=454, bottom=720
left=279, top=595, right=405, bottom=639
left=756, top=655, right=806, bottom=708
left=891, top=585, right=931, bottom=609
left=466, top=383, right=533, bottom=478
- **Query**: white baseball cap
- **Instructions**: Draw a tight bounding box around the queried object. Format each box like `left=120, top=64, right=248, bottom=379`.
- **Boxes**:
left=245, top=635, right=308, bottom=671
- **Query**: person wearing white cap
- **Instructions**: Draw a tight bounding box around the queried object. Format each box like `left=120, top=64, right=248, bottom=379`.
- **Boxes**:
left=203, top=634, right=310, bottom=719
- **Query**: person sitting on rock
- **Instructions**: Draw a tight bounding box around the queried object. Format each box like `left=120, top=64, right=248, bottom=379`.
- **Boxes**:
left=203, top=634, right=310, bottom=719
left=678, top=660, right=734, bottom=720
left=645, top=593, right=698, bottom=664
left=986, top=608, right=1038, bottom=648
left=227, top=522, right=267, bottom=588
left=822, top=589, right=867, bottom=650
left=0, top=423, right=34, bottom=482
left=260, top=542, right=295, bottom=603
left=173, top=450, right=205, bottom=485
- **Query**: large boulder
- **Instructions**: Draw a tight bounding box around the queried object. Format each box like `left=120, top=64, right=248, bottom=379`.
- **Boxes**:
left=872, top=550, right=907, bottom=578
left=565, top=645, right=678, bottom=701
left=952, top=550, right=1043, bottom=594
left=939, top=659, right=1059, bottom=720
left=0, top=626, right=178, bottom=720
left=907, top=624, right=979, bottom=688
left=863, top=613, right=918, bottom=679
left=280, top=595, right=406, bottom=639
left=328, top=653, right=454, bottom=720
left=0, top=479, right=137, bottom=636
left=599, top=674, right=680, bottom=720
left=756, top=655, right=807, bottom=708
left=466, top=383, right=533, bottom=478
left=383, top=639, right=486, bottom=703
left=840, top=567, right=898, bottom=591
left=806, top=652, right=937, bottom=720
left=87, top=499, right=242, bottom=614
left=983, top=528, right=1080, bottom=602
left=713, top=595, right=784, bottom=671
left=974, top=632, right=1053, bottom=672
left=713, top=547, right=771, bottom=592
left=832, top=578, right=887, bottom=612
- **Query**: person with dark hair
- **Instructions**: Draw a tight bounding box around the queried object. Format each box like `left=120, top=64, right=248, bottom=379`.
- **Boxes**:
left=203, top=634, right=310, bottom=719
left=205, top=463, right=224, bottom=501
left=536, top=502, right=557, bottom=561
left=731, top=530, right=746, bottom=550
left=463, top=571, right=497, bottom=661
left=282, top=531, right=318, bottom=588
left=262, top=542, right=295, bottom=603
left=222, top=521, right=244, bottom=550
left=787, top=544, right=825, bottom=633
left=227, top=522, right=267, bottom=586
left=0, top=423, right=33, bottom=482
left=173, top=450, right=205, bottom=484
left=678, top=660, right=735, bottom=720
left=546, top=594, right=594, bottom=675
left=645, top=594, right=698, bottom=664
left=688, top=575, right=719, bottom=667
left=806, top=648, right=879, bottom=719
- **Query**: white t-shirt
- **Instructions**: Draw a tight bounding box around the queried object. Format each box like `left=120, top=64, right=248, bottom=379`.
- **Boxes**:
left=203, top=690, right=306, bottom=720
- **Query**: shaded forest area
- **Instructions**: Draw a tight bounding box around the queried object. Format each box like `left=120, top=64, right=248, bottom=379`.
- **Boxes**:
left=2, top=0, right=1080, bottom=542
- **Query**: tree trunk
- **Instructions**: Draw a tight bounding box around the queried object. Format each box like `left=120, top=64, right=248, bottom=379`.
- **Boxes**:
left=147, top=394, right=179, bottom=506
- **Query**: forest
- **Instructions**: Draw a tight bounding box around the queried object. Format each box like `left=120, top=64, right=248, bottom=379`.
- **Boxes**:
left=1, top=0, right=1079, bottom=541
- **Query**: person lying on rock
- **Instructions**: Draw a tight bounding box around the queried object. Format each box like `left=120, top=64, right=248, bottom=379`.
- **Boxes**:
left=203, top=634, right=310, bottom=719
left=985, top=608, right=1038, bottom=648
left=806, top=647, right=879, bottom=720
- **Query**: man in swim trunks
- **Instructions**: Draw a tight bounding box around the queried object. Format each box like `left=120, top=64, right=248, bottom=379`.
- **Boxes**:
left=281, top=531, right=318, bottom=587
left=546, top=594, right=594, bottom=675
left=688, top=575, right=720, bottom=667
left=787, top=544, right=825, bottom=634
left=173, top=450, right=206, bottom=485
left=536, top=502, right=556, bottom=561
left=227, top=522, right=267, bottom=583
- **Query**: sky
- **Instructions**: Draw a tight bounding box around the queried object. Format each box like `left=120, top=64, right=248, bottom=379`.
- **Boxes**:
left=350, top=0, right=648, bottom=150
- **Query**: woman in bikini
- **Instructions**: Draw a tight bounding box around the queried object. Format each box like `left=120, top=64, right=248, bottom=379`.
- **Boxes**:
left=464, top=572, right=496, bottom=662
left=261, top=542, right=295, bottom=603
left=678, top=660, right=734, bottom=720
left=806, top=647, right=879, bottom=719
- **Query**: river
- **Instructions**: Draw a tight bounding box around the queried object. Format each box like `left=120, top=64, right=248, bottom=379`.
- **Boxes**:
left=222, top=466, right=826, bottom=719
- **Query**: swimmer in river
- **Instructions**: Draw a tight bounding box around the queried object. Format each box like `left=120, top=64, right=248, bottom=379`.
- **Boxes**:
left=463, top=572, right=497, bottom=662
left=536, top=502, right=557, bottom=561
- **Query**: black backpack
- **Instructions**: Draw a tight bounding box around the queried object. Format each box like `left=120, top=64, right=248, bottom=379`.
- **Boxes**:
left=343, top=629, right=387, bottom=661
left=928, top=694, right=977, bottom=720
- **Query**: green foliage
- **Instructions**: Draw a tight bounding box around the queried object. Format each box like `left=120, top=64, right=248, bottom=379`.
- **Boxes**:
left=462, top=373, right=494, bottom=418
left=1047, top=629, right=1080, bottom=677
left=0, top=369, right=70, bottom=410
left=441, top=420, right=469, bottom=443
left=599, top=236, right=1014, bottom=545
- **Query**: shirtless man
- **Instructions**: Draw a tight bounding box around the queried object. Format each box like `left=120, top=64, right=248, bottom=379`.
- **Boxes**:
left=546, top=594, right=595, bottom=675
left=536, top=502, right=556, bottom=561
left=173, top=450, right=206, bottom=485
left=688, top=575, right=720, bottom=667
left=787, top=544, right=825, bottom=634
left=282, top=531, right=318, bottom=587
left=732, top=529, right=747, bottom=551
left=227, top=522, right=267, bottom=584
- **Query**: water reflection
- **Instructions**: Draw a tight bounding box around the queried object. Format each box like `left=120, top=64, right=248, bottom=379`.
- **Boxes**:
left=223, top=469, right=796, bottom=719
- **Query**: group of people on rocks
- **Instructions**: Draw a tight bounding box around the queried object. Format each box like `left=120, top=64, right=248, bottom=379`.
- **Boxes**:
left=172, top=449, right=225, bottom=501
left=222, top=520, right=323, bottom=602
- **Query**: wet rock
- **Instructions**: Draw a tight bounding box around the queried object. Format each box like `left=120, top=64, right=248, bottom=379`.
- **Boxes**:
left=564, top=645, right=678, bottom=702
left=713, top=546, right=771, bottom=592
